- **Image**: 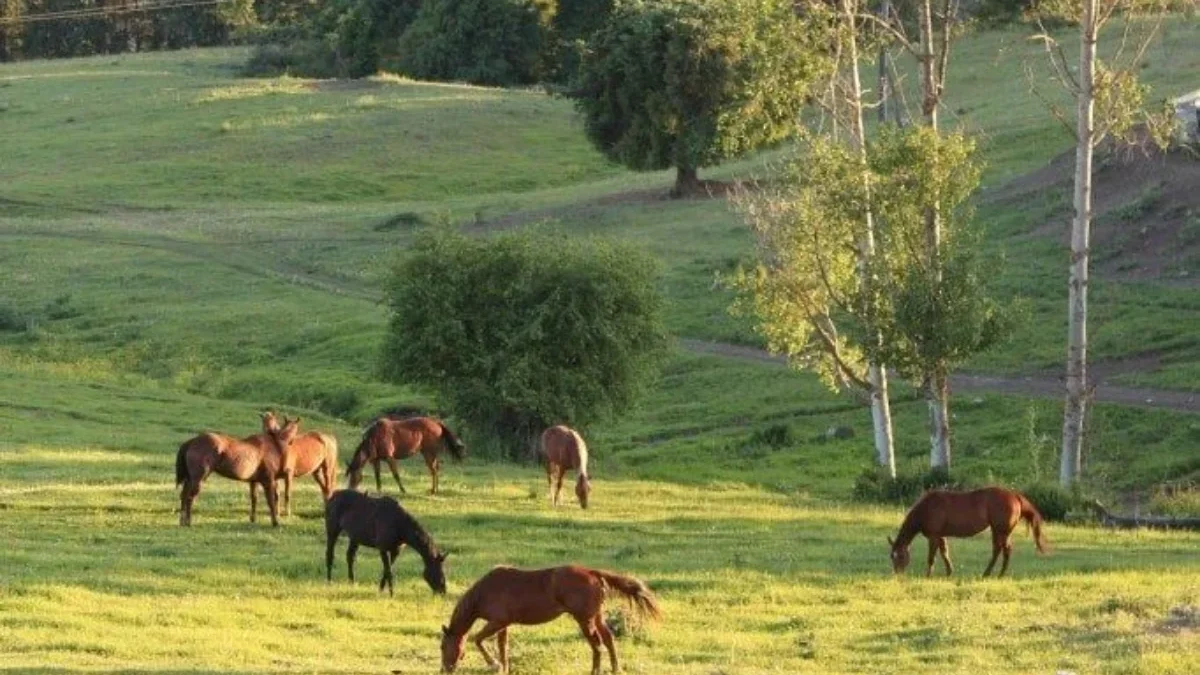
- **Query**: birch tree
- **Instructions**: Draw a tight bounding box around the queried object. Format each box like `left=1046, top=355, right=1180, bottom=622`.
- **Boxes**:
left=1027, top=1, right=1174, bottom=485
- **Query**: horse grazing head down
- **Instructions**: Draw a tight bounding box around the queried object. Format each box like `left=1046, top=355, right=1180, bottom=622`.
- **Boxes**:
left=887, top=536, right=911, bottom=574
left=575, top=473, right=591, bottom=509
left=440, top=624, right=465, bottom=673
left=424, top=551, right=449, bottom=595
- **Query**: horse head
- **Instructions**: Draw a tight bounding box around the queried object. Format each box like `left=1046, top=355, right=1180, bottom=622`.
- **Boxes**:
left=887, top=535, right=910, bottom=574
left=272, top=416, right=301, bottom=452
left=260, top=410, right=280, bottom=433
left=423, top=550, right=449, bottom=595
left=440, top=623, right=465, bottom=673
left=575, top=473, right=591, bottom=510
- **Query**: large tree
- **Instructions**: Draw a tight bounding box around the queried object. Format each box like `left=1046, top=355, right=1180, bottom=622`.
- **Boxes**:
left=382, top=228, right=669, bottom=458
left=573, top=0, right=830, bottom=196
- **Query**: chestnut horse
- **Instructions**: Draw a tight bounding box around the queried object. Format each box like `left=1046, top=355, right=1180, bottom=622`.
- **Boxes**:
left=324, top=489, right=447, bottom=595
left=257, top=414, right=338, bottom=515
left=888, top=486, right=1049, bottom=577
left=538, top=425, right=591, bottom=509
left=175, top=413, right=299, bottom=527
left=440, top=565, right=661, bottom=675
left=347, top=416, right=465, bottom=495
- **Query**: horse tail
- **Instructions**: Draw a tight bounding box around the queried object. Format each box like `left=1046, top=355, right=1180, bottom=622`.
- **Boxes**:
left=318, top=432, right=339, bottom=487
left=592, top=570, right=662, bottom=621
left=1017, top=492, right=1049, bottom=554
left=175, top=440, right=190, bottom=487
left=438, top=421, right=466, bottom=461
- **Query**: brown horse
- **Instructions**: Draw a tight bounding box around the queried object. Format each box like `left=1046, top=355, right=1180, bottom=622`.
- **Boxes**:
left=888, top=486, right=1049, bottom=577
left=258, top=414, right=338, bottom=515
left=324, top=489, right=447, bottom=595
left=440, top=565, right=661, bottom=675
left=347, top=416, right=465, bottom=495
left=539, top=425, right=591, bottom=509
left=175, top=413, right=299, bottom=527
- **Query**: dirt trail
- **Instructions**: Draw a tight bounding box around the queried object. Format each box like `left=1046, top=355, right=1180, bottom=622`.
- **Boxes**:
left=680, top=339, right=1200, bottom=414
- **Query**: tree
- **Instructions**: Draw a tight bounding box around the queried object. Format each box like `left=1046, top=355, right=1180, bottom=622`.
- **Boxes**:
left=1027, top=1, right=1174, bottom=485
left=395, top=0, right=549, bottom=86
left=573, top=0, right=830, bottom=196
left=382, top=228, right=669, bottom=459
left=730, top=0, right=897, bottom=477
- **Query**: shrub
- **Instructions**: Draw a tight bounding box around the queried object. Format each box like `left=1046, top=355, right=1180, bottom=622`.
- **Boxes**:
left=382, top=228, right=668, bottom=459
left=394, top=0, right=547, bottom=86
left=1019, top=482, right=1082, bottom=522
left=852, top=466, right=963, bottom=505
left=242, top=39, right=341, bottom=78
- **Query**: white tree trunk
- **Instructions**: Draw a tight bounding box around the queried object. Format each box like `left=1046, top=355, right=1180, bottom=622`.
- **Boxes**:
left=1062, top=0, right=1097, bottom=486
left=928, top=372, right=950, bottom=468
left=843, top=0, right=897, bottom=477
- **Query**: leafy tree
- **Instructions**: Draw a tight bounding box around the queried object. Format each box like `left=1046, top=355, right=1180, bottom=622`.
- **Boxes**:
left=382, top=228, right=669, bottom=459
left=395, top=0, right=549, bottom=86
left=333, top=0, right=422, bottom=77
left=573, top=0, right=830, bottom=196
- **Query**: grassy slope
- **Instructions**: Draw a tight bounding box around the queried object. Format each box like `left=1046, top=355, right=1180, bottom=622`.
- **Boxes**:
left=2, top=24, right=1200, bottom=674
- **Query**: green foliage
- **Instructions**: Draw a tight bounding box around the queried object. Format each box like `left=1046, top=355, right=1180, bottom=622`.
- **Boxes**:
left=1020, top=481, right=1084, bottom=521
left=382, top=227, right=669, bottom=458
left=573, top=0, right=830, bottom=190
left=241, top=38, right=341, bottom=77
left=1150, top=487, right=1200, bottom=517
left=395, top=0, right=548, bottom=86
left=852, top=465, right=960, bottom=505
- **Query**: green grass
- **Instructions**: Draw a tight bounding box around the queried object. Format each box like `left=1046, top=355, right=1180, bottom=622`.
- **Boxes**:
left=2, top=22, right=1200, bottom=674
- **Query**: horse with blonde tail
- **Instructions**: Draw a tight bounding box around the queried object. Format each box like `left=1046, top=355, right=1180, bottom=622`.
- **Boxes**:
left=539, top=425, right=591, bottom=509
left=440, top=565, right=661, bottom=675
left=888, top=486, right=1049, bottom=577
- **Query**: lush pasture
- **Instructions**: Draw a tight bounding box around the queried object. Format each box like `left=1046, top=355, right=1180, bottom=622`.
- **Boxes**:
left=2, top=19, right=1200, bottom=675
left=1, top=452, right=1198, bottom=674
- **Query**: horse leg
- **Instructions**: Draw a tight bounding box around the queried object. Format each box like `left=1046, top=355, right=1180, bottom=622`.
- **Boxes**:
left=472, top=620, right=507, bottom=671
left=925, top=537, right=939, bottom=577
left=998, top=539, right=1014, bottom=577
left=325, top=527, right=340, bottom=582
left=982, top=533, right=1004, bottom=577
left=378, top=549, right=393, bottom=596
left=546, top=464, right=555, bottom=505
left=554, top=469, right=566, bottom=507
left=346, top=540, right=359, bottom=582
left=597, top=618, right=619, bottom=674
left=426, top=456, right=440, bottom=495
left=262, top=476, right=280, bottom=527
left=180, top=480, right=200, bottom=527
left=576, top=616, right=603, bottom=675
left=372, top=459, right=382, bottom=493
left=283, top=471, right=293, bottom=517
left=248, top=481, right=258, bottom=523
left=386, top=457, right=407, bottom=495
left=497, top=627, right=509, bottom=674
left=939, top=539, right=954, bottom=576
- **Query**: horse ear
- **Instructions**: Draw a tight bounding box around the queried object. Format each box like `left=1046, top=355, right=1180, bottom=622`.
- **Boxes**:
left=887, top=536, right=895, bottom=547
left=441, top=625, right=450, bottom=636
left=437, top=552, right=448, bottom=562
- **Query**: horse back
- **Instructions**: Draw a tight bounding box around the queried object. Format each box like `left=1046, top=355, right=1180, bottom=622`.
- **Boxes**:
left=540, top=425, right=584, bottom=471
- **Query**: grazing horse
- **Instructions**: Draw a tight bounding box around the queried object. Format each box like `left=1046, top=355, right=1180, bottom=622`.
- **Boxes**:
left=440, top=565, right=661, bottom=675
left=538, top=425, right=591, bottom=509
left=324, top=489, right=447, bottom=595
left=888, top=486, right=1049, bottom=577
left=347, top=416, right=465, bottom=495
left=175, top=413, right=299, bottom=527
left=258, top=414, right=338, bottom=515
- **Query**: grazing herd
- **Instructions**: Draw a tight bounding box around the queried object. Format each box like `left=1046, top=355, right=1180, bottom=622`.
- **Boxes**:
left=172, top=411, right=1050, bottom=673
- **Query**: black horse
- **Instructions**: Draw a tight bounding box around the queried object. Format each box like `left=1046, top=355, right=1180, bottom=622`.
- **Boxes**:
left=324, top=490, right=448, bottom=595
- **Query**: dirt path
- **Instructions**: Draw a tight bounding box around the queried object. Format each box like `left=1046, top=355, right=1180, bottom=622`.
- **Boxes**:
left=679, top=339, right=1200, bottom=414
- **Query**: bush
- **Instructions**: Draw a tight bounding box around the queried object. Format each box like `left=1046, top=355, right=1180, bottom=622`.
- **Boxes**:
left=1149, top=486, right=1200, bottom=518
left=381, top=227, right=669, bottom=459
left=852, top=466, right=963, bottom=505
left=394, top=0, right=547, bottom=86
left=242, top=39, right=341, bottom=78
left=573, top=0, right=830, bottom=194
left=1019, top=482, right=1082, bottom=522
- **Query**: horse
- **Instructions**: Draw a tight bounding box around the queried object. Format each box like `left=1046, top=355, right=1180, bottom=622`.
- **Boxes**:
left=175, top=413, right=299, bottom=527
left=258, top=414, right=338, bottom=515
left=538, top=425, right=591, bottom=509
left=440, top=565, right=661, bottom=675
left=347, top=416, right=465, bottom=495
left=887, top=486, right=1049, bottom=577
left=324, top=489, right=448, bottom=595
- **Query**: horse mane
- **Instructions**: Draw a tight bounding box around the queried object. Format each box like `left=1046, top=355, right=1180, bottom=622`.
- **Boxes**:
left=894, top=492, right=932, bottom=548
left=390, top=501, right=439, bottom=563
left=446, top=576, right=482, bottom=637
left=571, top=428, right=589, bottom=477
left=348, top=420, right=379, bottom=473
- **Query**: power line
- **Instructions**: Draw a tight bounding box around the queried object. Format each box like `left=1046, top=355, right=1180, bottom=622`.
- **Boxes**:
left=0, top=0, right=227, bottom=26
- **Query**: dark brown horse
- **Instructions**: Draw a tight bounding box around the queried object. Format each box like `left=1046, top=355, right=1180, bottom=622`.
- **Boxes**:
left=440, top=565, right=661, bottom=675
left=258, top=414, right=338, bottom=515
left=347, top=416, right=465, bottom=495
left=324, top=489, right=447, bottom=595
left=538, top=425, right=591, bottom=509
left=888, top=486, right=1049, bottom=577
left=175, top=413, right=299, bottom=527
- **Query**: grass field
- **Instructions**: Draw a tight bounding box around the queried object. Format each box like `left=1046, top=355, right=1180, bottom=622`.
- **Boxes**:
left=2, top=17, right=1200, bottom=675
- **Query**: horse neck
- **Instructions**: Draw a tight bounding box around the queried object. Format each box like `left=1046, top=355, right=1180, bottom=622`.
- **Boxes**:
left=446, top=585, right=479, bottom=638
left=894, top=502, right=925, bottom=548
left=397, top=514, right=436, bottom=563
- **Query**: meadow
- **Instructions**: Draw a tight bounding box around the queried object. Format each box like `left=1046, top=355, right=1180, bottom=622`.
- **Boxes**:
left=1, top=17, right=1199, bottom=674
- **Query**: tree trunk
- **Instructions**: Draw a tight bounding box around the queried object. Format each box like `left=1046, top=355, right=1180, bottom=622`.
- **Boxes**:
left=877, top=0, right=893, bottom=125
left=843, top=0, right=896, bottom=477
left=672, top=165, right=700, bottom=198
left=1062, top=0, right=1097, bottom=487
left=928, top=372, right=950, bottom=468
